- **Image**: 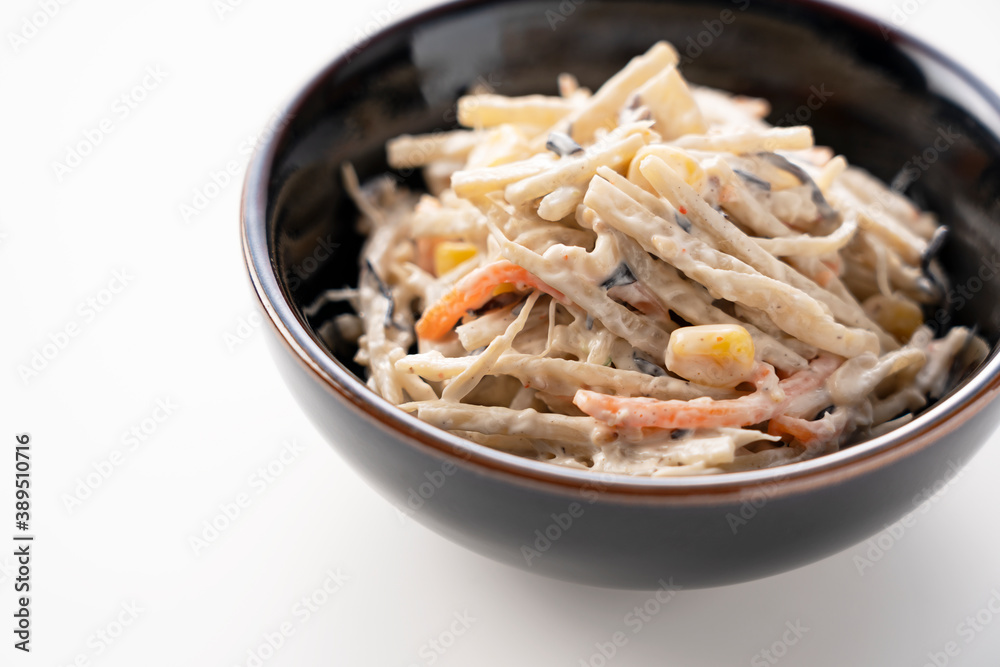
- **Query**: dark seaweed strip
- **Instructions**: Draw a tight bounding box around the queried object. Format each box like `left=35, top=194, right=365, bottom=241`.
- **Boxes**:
left=921, top=225, right=948, bottom=275
left=733, top=168, right=772, bottom=191
left=914, top=226, right=950, bottom=306
left=600, top=262, right=638, bottom=289
left=546, top=131, right=584, bottom=157
left=633, top=353, right=667, bottom=377
left=675, top=212, right=692, bottom=233
left=758, top=152, right=838, bottom=223
left=364, top=259, right=398, bottom=329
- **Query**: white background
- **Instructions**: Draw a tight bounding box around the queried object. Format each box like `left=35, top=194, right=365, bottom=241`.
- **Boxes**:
left=3, top=0, right=1000, bottom=665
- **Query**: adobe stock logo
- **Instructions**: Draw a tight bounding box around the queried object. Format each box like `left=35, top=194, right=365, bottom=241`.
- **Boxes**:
left=50, top=66, right=169, bottom=183
left=344, top=1, right=403, bottom=61
left=7, top=0, right=74, bottom=53
left=876, top=0, right=932, bottom=39
left=17, top=269, right=135, bottom=385
left=678, top=0, right=750, bottom=65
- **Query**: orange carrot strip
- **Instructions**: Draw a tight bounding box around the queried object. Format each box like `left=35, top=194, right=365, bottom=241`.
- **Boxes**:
left=415, top=259, right=564, bottom=340
left=573, top=354, right=840, bottom=430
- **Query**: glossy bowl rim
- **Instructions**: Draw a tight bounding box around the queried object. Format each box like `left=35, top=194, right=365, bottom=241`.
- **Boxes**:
left=241, top=0, right=1000, bottom=500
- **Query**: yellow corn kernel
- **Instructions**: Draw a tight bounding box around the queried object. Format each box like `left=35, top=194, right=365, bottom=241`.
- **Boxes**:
left=862, top=294, right=924, bottom=343
left=433, top=241, right=478, bottom=276
left=664, top=324, right=756, bottom=388
left=627, top=145, right=706, bottom=194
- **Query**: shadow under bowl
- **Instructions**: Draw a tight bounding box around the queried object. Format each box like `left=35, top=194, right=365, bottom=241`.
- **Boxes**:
left=242, top=0, right=1000, bottom=589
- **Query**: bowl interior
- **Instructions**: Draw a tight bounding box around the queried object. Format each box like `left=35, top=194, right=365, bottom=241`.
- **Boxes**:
left=254, top=0, right=1000, bottom=475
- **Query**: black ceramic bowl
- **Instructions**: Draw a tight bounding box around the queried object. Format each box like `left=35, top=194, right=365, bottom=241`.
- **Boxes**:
left=242, top=0, right=1000, bottom=588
